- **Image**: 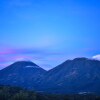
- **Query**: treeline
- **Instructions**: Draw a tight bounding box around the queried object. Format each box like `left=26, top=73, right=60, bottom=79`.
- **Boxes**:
left=0, top=85, right=100, bottom=100
left=0, top=85, right=37, bottom=100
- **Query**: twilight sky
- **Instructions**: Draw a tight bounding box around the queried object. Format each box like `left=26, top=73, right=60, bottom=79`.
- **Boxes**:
left=0, top=0, right=100, bottom=70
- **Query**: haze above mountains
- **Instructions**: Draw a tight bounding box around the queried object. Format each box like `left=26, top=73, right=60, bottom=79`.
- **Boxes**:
left=0, top=57, right=100, bottom=94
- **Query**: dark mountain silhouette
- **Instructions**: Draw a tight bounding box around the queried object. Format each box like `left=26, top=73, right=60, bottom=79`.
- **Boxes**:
left=39, top=58, right=100, bottom=94
left=0, top=61, right=46, bottom=90
left=0, top=58, right=100, bottom=94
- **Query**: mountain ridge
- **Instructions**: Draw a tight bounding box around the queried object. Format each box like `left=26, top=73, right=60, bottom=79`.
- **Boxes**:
left=0, top=57, right=100, bottom=94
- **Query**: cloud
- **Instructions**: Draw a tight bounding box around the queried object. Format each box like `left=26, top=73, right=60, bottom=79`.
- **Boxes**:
left=92, top=54, right=100, bottom=61
left=0, top=48, right=62, bottom=57
left=0, top=47, right=65, bottom=70
left=0, top=47, right=15, bottom=55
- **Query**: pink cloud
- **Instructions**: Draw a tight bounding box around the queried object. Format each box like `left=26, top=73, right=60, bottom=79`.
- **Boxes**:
left=0, top=49, right=15, bottom=55
left=0, top=48, right=65, bottom=70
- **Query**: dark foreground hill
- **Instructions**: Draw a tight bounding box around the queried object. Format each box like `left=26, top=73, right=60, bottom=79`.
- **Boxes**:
left=0, top=85, right=100, bottom=100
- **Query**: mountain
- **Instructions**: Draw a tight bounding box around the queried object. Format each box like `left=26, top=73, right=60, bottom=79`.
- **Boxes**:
left=39, top=58, right=100, bottom=94
left=0, top=58, right=100, bottom=94
left=0, top=61, right=46, bottom=90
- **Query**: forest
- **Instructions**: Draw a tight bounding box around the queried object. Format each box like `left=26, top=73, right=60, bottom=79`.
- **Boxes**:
left=0, top=85, right=100, bottom=100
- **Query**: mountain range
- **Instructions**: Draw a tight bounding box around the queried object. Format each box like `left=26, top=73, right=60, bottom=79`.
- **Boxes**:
left=0, top=57, right=100, bottom=94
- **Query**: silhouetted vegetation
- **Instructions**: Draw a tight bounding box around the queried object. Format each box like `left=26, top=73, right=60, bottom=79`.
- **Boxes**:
left=0, top=85, right=36, bottom=100
left=0, top=85, right=100, bottom=100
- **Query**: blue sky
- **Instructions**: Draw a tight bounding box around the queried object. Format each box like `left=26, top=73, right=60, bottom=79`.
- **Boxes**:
left=0, top=0, right=100, bottom=70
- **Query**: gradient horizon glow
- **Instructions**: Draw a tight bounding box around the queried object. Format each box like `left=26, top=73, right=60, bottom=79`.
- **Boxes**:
left=0, top=0, right=100, bottom=70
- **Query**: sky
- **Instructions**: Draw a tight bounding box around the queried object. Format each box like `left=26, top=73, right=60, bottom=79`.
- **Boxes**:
left=0, top=0, right=100, bottom=70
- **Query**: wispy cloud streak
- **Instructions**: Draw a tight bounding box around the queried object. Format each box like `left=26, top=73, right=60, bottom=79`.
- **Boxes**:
left=0, top=47, right=67, bottom=70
